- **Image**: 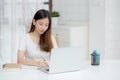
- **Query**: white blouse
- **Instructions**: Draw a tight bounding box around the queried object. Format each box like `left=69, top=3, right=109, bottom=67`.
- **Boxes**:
left=18, top=33, right=58, bottom=64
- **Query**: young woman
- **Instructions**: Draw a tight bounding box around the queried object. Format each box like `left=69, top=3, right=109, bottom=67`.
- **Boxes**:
left=17, top=9, right=58, bottom=68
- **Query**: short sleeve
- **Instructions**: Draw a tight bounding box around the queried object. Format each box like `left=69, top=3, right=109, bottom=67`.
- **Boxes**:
left=18, top=35, right=26, bottom=52
left=51, top=35, right=58, bottom=48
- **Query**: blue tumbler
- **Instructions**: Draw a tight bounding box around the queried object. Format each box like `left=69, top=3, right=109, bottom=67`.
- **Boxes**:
left=91, top=50, right=100, bottom=65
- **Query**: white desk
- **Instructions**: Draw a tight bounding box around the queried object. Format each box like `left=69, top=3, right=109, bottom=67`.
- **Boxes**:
left=0, top=59, right=120, bottom=80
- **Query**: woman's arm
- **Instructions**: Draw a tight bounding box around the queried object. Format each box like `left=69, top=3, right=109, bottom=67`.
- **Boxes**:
left=17, top=50, right=48, bottom=67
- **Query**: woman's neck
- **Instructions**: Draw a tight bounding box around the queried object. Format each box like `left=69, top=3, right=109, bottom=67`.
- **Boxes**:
left=32, top=31, right=40, bottom=38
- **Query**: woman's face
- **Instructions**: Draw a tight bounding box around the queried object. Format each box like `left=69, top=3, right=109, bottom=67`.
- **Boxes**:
left=33, top=18, right=49, bottom=35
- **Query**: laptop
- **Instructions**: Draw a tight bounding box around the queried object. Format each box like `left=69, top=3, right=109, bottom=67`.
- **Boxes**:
left=37, top=47, right=88, bottom=74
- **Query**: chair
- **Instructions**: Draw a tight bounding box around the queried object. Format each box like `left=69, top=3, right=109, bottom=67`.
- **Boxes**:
left=55, top=34, right=60, bottom=48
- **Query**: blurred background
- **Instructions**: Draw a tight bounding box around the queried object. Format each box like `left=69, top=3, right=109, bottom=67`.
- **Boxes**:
left=0, top=0, right=120, bottom=63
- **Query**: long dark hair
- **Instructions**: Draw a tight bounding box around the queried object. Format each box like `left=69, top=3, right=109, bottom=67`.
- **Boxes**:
left=29, top=9, right=53, bottom=52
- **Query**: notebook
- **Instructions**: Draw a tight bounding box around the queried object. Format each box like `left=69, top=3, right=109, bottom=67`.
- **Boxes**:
left=38, top=47, right=88, bottom=74
left=3, top=63, right=21, bottom=71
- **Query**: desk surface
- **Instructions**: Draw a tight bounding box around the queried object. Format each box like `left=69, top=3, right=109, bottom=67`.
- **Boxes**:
left=0, top=59, right=120, bottom=80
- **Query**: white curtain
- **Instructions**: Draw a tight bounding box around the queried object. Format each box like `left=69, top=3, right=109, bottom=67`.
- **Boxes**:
left=0, top=0, right=48, bottom=63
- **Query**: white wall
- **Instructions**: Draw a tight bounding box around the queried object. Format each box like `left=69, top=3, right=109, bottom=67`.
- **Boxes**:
left=89, top=0, right=120, bottom=59
left=105, top=0, right=120, bottom=59
left=89, top=0, right=105, bottom=59
left=54, top=0, right=120, bottom=59
left=53, top=0, right=89, bottom=24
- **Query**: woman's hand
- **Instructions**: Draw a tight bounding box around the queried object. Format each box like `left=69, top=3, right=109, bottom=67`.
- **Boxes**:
left=37, top=61, right=48, bottom=68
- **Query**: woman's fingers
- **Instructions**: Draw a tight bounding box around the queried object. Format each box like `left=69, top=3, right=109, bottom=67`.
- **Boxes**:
left=38, top=61, right=48, bottom=67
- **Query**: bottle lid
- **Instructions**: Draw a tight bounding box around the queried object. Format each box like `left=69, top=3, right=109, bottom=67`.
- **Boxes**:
left=93, top=50, right=100, bottom=55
